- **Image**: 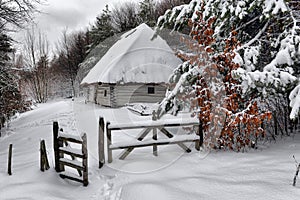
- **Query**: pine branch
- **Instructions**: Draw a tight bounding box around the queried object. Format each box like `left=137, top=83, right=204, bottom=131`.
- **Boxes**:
left=237, top=20, right=269, bottom=51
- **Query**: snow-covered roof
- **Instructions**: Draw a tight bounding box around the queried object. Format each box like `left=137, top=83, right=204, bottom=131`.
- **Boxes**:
left=81, top=23, right=182, bottom=85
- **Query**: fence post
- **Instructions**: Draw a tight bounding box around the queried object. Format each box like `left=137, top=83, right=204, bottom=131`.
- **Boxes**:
left=195, top=120, right=203, bottom=151
left=152, top=110, right=158, bottom=156
left=199, top=120, right=203, bottom=148
left=40, top=139, right=50, bottom=172
left=106, top=122, right=113, bottom=163
left=53, top=121, right=60, bottom=172
left=44, top=140, right=50, bottom=170
left=82, top=133, right=88, bottom=186
left=40, top=140, right=44, bottom=171
left=8, top=144, right=13, bottom=175
left=98, top=117, right=105, bottom=168
left=53, top=121, right=64, bottom=172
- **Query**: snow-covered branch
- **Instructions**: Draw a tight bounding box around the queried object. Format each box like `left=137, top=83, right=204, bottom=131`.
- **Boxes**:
left=237, top=20, right=269, bottom=51
left=232, top=67, right=297, bottom=94
left=290, top=84, right=300, bottom=119
left=157, top=61, right=200, bottom=117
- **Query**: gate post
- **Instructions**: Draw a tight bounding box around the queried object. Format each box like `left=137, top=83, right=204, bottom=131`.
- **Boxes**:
left=106, top=122, right=112, bottom=163
left=98, top=117, right=105, bottom=168
left=53, top=121, right=60, bottom=172
left=195, top=120, right=203, bottom=151
left=152, top=110, right=158, bottom=156
left=82, top=133, right=88, bottom=186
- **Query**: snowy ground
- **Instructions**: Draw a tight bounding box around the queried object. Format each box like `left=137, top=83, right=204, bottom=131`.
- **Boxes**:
left=1, top=99, right=300, bottom=200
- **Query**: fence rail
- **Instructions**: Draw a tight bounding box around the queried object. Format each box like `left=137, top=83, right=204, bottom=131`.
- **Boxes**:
left=53, top=122, right=88, bottom=186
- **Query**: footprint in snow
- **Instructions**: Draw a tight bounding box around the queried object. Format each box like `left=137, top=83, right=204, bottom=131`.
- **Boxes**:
left=102, top=181, right=114, bottom=197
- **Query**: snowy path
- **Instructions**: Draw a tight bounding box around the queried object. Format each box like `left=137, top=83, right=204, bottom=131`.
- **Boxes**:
left=0, top=99, right=300, bottom=200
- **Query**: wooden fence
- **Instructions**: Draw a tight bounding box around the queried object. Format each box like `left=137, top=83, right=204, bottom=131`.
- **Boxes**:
left=98, top=114, right=202, bottom=167
left=53, top=122, right=88, bottom=186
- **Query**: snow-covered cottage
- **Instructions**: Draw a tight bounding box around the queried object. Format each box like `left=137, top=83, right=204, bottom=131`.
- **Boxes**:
left=81, top=23, right=182, bottom=107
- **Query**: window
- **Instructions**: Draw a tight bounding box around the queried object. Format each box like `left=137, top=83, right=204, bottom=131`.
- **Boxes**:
left=104, top=90, right=107, bottom=97
left=148, top=86, right=155, bottom=94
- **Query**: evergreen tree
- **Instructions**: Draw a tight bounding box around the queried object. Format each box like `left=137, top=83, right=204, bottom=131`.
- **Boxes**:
left=139, top=0, right=156, bottom=26
left=156, top=0, right=300, bottom=122
left=0, top=32, right=24, bottom=129
left=0, top=33, right=13, bottom=65
left=158, top=14, right=271, bottom=150
left=90, top=5, right=115, bottom=48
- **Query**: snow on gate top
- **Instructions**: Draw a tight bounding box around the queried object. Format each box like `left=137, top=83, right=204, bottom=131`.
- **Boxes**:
left=81, top=23, right=182, bottom=85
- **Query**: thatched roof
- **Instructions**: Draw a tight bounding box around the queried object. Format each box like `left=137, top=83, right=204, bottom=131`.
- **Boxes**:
left=81, top=23, right=182, bottom=85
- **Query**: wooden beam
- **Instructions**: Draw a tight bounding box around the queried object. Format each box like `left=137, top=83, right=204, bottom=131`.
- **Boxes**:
left=8, top=144, right=12, bottom=175
left=119, top=128, right=151, bottom=160
left=58, top=148, right=84, bottom=158
left=60, top=173, right=84, bottom=184
left=109, top=122, right=199, bottom=131
left=195, top=121, right=203, bottom=151
left=57, top=138, right=65, bottom=172
left=159, top=128, right=191, bottom=153
left=153, top=127, right=158, bottom=156
left=137, top=128, right=152, bottom=141
left=59, top=159, right=84, bottom=171
left=152, top=111, right=158, bottom=156
left=40, top=140, right=50, bottom=171
left=98, top=117, right=105, bottom=168
left=119, top=147, right=135, bottom=160
left=40, top=140, right=44, bottom=172
left=58, top=136, right=83, bottom=144
left=82, top=133, right=88, bottom=186
left=53, top=121, right=61, bottom=172
left=158, top=128, right=173, bottom=138
left=110, top=139, right=197, bottom=150
left=107, top=122, right=113, bottom=163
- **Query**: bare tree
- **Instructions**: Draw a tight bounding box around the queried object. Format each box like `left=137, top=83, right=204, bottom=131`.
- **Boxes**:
left=111, top=2, right=140, bottom=32
left=52, top=30, right=89, bottom=97
left=0, top=0, right=44, bottom=30
left=22, top=26, right=50, bottom=103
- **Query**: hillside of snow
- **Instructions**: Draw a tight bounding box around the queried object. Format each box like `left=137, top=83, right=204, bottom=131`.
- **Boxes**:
left=1, top=99, right=300, bottom=199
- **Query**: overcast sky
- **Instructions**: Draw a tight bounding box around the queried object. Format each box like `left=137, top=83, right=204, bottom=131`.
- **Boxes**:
left=13, top=0, right=140, bottom=51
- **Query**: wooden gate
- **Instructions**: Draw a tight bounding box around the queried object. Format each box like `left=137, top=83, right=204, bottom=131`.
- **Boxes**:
left=53, top=122, right=88, bottom=186
left=98, top=114, right=202, bottom=167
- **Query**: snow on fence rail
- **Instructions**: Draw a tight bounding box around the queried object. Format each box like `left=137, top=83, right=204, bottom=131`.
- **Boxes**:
left=98, top=113, right=203, bottom=167
left=53, top=122, right=88, bottom=186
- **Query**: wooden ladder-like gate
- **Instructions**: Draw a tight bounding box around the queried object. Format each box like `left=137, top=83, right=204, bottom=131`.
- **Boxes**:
left=53, top=122, right=88, bottom=186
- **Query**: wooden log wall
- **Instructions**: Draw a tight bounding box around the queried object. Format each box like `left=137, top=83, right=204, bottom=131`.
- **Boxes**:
left=114, top=84, right=167, bottom=107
